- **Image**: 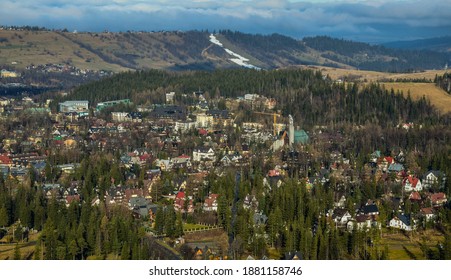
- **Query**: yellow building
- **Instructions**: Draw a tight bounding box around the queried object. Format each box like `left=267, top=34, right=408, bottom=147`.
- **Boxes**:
left=1, top=69, right=19, bottom=78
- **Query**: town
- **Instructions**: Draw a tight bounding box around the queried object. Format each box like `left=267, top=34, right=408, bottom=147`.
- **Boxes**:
left=1, top=70, right=450, bottom=261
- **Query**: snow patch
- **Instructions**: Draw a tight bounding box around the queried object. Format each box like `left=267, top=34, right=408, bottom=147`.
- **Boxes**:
left=209, top=34, right=260, bottom=70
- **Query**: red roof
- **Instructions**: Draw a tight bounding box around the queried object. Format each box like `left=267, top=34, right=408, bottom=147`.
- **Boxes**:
left=198, top=129, right=208, bottom=135
left=268, top=170, right=280, bottom=177
left=403, top=175, right=420, bottom=188
left=421, top=207, right=434, bottom=215
left=177, top=154, right=191, bottom=159
left=66, top=195, right=80, bottom=204
left=139, top=154, right=152, bottom=161
left=409, top=191, right=421, bottom=201
left=430, top=192, right=447, bottom=203
left=176, top=191, right=185, bottom=199
left=384, top=156, right=394, bottom=164
left=0, top=154, right=12, bottom=164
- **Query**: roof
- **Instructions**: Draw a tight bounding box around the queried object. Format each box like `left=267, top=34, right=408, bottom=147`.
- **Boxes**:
left=332, top=208, right=350, bottom=219
left=384, top=156, right=394, bottom=164
left=363, top=204, right=379, bottom=215
left=409, top=191, right=421, bottom=201
left=176, top=191, right=185, bottom=199
left=403, top=176, right=420, bottom=188
left=355, top=214, right=370, bottom=223
left=421, top=208, right=434, bottom=215
left=388, top=163, right=404, bottom=172
left=0, top=154, right=12, bottom=164
left=424, top=170, right=445, bottom=178
left=430, top=192, right=447, bottom=203
left=397, top=214, right=411, bottom=226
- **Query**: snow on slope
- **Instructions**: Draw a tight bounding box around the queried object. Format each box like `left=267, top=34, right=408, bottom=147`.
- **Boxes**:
left=209, top=34, right=260, bottom=70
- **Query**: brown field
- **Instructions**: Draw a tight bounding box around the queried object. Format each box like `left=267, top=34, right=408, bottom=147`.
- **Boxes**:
left=380, top=83, right=451, bottom=113
left=305, top=65, right=448, bottom=82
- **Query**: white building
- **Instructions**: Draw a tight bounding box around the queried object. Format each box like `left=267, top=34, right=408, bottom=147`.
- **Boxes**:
left=192, top=147, right=216, bottom=162
left=59, top=100, right=89, bottom=113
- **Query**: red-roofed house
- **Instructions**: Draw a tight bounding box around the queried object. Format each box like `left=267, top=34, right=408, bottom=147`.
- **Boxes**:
left=268, top=170, right=280, bottom=177
left=420, top=207, right=436, bottom=221
left=174, top=191, right=194, bottom=213
left=0, top=154, right=12, bottom=166
left=430, top=192, right=447, bottom=207
left=409, top=191, right=422, bottom=202
left=403, top=175, right=422, bottom=192
left=65, top=195, right=80, bottom=207
left=203, top=194, right=219, bottom=212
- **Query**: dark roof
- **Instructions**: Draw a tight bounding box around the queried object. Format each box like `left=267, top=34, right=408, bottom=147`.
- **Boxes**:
left=398, top=214, right=411, bottom=226
left=206, top=109, right=229, bottom=118
left=363, top=204, right=379, bottom=215
left=332, top=208, right=349, bottom=219
left=150, top=105, right=187, bottom=120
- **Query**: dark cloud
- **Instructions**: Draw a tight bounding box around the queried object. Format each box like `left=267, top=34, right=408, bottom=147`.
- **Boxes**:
left=1, top=0, right=450, bottom=42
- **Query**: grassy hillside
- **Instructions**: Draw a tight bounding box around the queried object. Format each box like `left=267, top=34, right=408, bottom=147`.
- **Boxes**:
left=1, top=30, right=450, bottom=73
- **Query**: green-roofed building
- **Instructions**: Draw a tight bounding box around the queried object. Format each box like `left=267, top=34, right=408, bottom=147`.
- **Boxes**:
left=294, top=130, right=309, bottom=144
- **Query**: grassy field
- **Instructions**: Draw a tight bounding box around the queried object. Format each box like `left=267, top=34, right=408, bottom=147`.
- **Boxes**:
left=0, top=30, right=128, bottom=72
left=0, top=232, right=39, bottom=260
left=306, top=65, right=448, bottom=82
left=381, top=229, right=444, bottom=260
left=380, top=82, right=451, bottom=113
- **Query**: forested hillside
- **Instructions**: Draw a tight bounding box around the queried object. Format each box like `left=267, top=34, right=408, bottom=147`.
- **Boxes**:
left=62, top=68, right=447, bottom=128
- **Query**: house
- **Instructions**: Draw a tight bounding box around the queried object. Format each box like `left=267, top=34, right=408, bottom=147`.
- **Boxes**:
left=243, top=194, right=259, bottom=210
left=408, top=191, right=422, bottom=202
left=154, top=159, right=172, bottom=171
left=268, top=169, right=281, bottom=177
left=347, top=214, right=373, bottom=231
left=192, top=147, right=216, bottom=162
left=59, top=100, right=89, bottom=114
left=0, top=154, right=12, bottom=167
left=429, top=192, right=447, bottom=207
left=334, top=194, right=347, bottom=208
left=65, top=195, right=80, bottom=207
left=388, top=163, right=404, bottom=173
left=219, top=155, right=232, bottom=166
left=362, top=203, right=379, bottom=216
left=203, top=194, right=219, bottom=212
left=420, top=208, right=436, bottom=222
left=332, top=209, right=352, bottom=227
left=423, top=170, right=446, bottom=189
left=171, top=154, right=191, bottom=169
left=402, top=175, right=422, bottom=192
left=253, top=212, right=268, bottom=226
left=389, top=214, right=414, bottom=231
left=174, top=191, right=194, bottom=213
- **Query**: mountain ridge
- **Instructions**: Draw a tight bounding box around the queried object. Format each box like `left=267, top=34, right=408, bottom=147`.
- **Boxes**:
left=1, top=29, right=450, bottom=73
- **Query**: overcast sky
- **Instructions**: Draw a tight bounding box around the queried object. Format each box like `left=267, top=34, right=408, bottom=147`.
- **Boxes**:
left=1, top=0, right=450, bottom=43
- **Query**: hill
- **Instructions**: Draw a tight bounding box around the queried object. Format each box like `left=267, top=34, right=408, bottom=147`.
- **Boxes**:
left=1, top=29, right=450, bottom=73
left=382, top=36, right=451, bottom=53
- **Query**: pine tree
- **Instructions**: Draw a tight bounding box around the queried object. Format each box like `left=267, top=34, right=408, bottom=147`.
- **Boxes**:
left=14, top=243, right=21, bottom=260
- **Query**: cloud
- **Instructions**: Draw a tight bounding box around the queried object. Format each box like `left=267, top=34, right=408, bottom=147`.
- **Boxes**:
left=1, top=0, right=450, bottom=42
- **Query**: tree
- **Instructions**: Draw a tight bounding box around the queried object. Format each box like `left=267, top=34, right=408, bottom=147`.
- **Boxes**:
left=121, top=242, right=130, bottom=260
left=14, top=243, right=21, bottom=260
left=154, top=205, right=164, bottom=235
left=0, top=207, right=8, bottom=227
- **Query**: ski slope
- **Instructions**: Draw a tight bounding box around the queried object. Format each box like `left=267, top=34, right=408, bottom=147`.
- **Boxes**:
left=209, top=34, right=261, bottom=70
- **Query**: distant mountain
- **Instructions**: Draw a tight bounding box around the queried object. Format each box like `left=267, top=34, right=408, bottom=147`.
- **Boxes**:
left=382, top=36, right=451, bottom=53
left=0, top=29, right=450, bottom=73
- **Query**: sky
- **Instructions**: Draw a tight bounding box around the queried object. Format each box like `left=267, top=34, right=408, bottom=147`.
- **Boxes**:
left=1, top=0, right=450, bottom=43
